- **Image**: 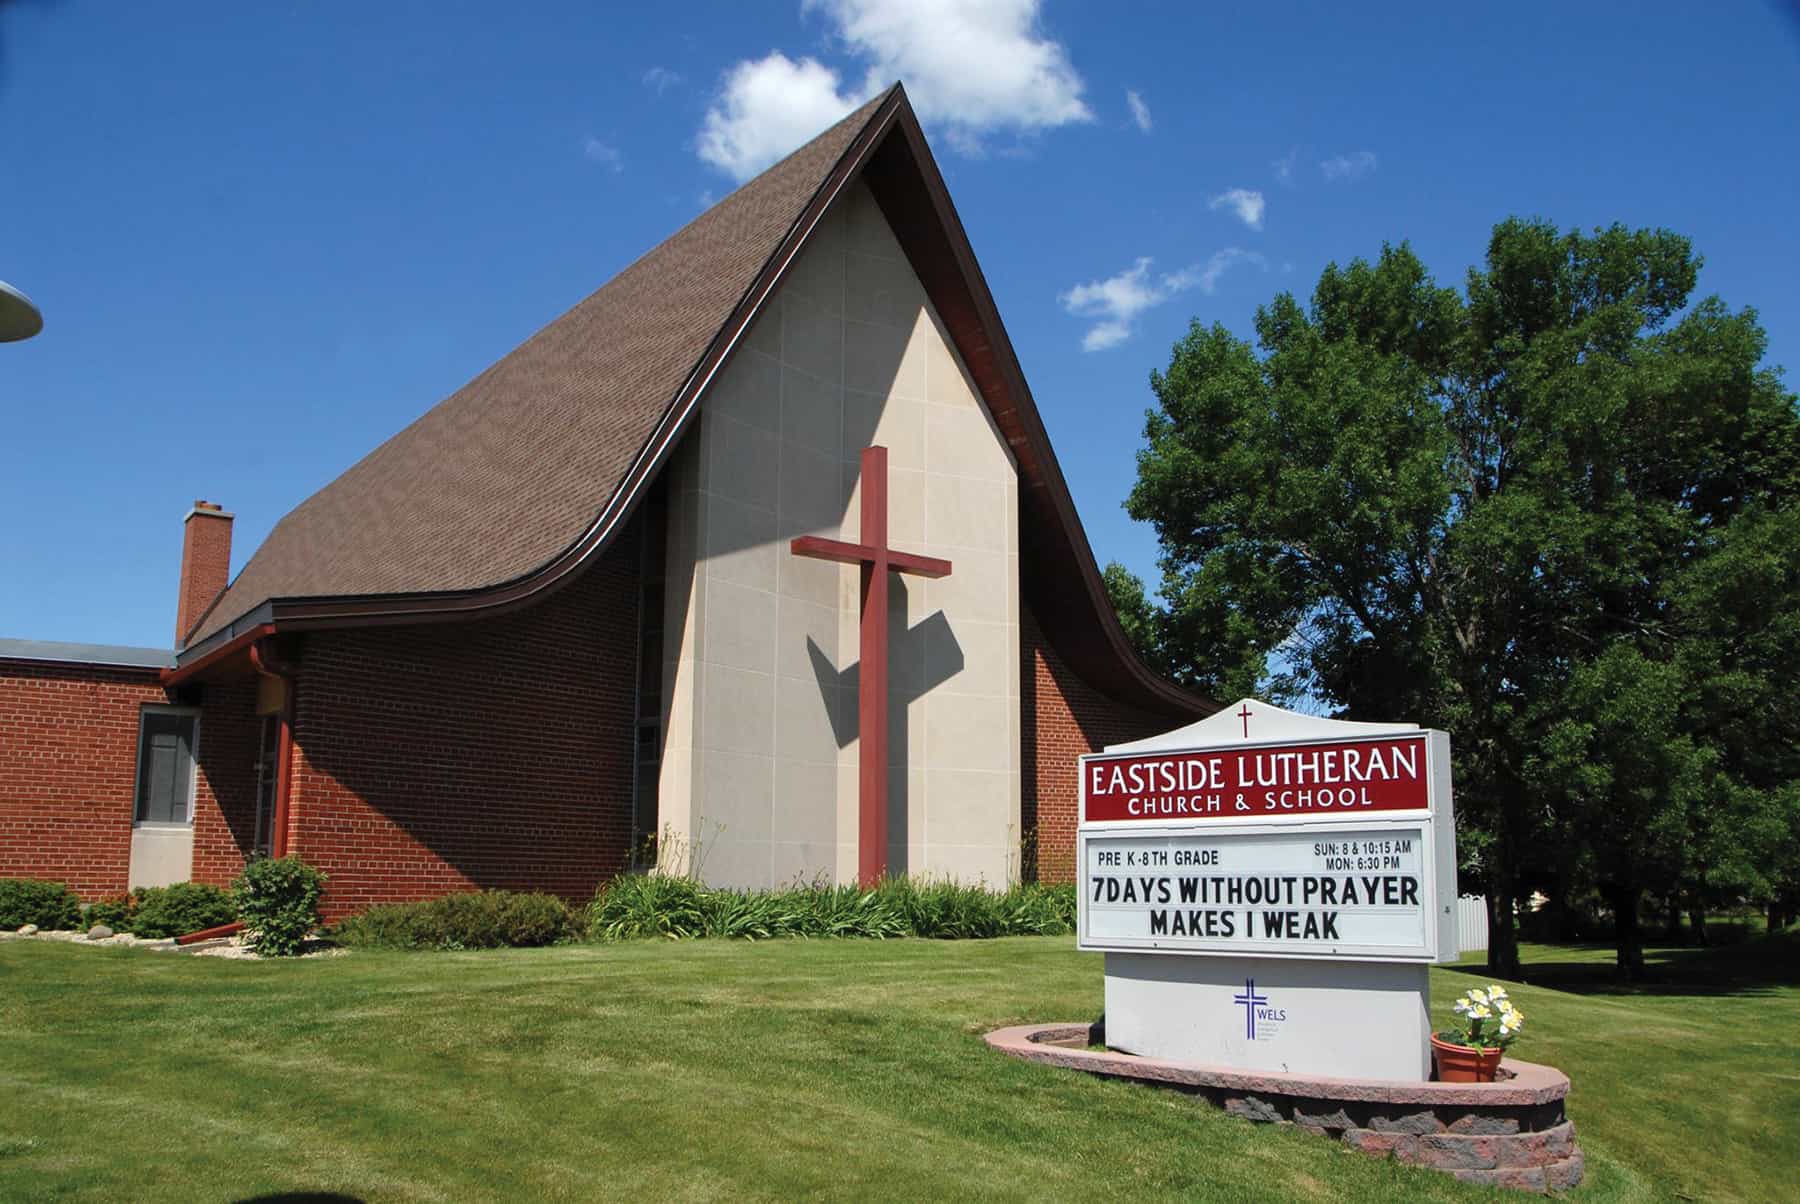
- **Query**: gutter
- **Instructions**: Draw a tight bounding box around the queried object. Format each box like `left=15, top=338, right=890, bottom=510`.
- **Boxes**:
left=161, top=623, right=276, bottom=687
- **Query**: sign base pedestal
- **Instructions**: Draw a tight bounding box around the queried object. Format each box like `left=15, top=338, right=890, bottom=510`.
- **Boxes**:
left=1103, top=953, right=1431, bottom=1081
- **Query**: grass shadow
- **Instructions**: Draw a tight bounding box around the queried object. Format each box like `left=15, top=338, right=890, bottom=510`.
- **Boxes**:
left=1442, top=931, right=1800, bottom=998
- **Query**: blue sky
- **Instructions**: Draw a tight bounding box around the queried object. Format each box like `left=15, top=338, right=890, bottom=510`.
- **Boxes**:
left=3, top=1, right=1797, bottom=649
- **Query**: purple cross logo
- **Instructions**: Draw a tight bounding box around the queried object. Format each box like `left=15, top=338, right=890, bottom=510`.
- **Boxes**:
left=1233, top=977, right=1269, bottom=1040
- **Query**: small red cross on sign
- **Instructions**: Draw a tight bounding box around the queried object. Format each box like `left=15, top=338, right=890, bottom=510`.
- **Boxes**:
left=790, top=446, right=951, bottom=887
left=1238, top=703, right=1254, bottom=738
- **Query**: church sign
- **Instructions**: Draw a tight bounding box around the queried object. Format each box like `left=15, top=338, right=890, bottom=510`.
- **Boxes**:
left=1077, top=700, right=1459, bottom=1080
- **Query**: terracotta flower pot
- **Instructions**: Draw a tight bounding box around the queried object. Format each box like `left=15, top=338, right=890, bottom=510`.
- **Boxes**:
left=1431, top=1034, right=1504, bottom=1082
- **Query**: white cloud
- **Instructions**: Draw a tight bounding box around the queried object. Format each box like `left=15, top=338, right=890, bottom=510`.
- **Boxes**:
left=1208, top=187, right=1265, bottom=230
left=1320, top=150, right=1378, bottom=181
left=1080, top=320, right=1132, bottom=351
left=1168, top=247, right=1267, bottom=294
left=1272, top=147, right=1298, bottom=185
left=817, top=0, right=1091, bottom=147
left=1060, top=249, right=1265, bottom=351
left=1126, top=89, right=1151, bottom=133
left=696, top=53, right=865, bottom=181
left=583, top=137, right=623, bottom=171
left=1061, top=258, right=1165, bottom=351
left=642, top=66, right=683, bottom=94
left=699, top=0, right=1092, bottom=179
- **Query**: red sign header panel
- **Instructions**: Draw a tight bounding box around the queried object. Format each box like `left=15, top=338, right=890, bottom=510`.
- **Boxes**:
left=1083, top=735, right=1430, bottom=823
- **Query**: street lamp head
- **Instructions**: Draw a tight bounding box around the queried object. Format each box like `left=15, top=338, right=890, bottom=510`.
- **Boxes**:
left=0, top=280, right=44, bottom=342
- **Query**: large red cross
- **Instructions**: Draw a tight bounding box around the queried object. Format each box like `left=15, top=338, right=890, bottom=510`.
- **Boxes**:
left=791, top=445, right=952, bottom=887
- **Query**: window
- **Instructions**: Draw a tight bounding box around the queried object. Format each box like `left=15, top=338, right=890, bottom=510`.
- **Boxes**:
left=134, top=707, right=199, bottom=825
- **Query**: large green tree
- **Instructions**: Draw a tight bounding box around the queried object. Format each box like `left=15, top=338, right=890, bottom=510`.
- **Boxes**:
left=1115, top=218, right=1799, bottom=977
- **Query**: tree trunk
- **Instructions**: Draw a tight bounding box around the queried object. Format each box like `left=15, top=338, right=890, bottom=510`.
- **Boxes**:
left=1611, top=881, right=1645, bottom=979
left=1545, top=856, right=1578, bottom=941
left=1486, top=876, right=1521, bottom=979
left=1688, top=903, right=1708, bottom=946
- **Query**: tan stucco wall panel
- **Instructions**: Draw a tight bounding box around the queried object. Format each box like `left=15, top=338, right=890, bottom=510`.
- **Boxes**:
left=657, top=179, right=1020, bottom=888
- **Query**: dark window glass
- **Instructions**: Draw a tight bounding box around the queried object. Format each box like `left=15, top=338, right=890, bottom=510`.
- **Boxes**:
left=135, top=711, right=196, bottom=824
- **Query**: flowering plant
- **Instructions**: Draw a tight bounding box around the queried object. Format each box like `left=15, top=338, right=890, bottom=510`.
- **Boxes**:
left=1441, top=985, right=1525, bottom=1050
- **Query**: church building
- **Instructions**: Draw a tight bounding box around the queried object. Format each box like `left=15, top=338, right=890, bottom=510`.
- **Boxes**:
left=0, top=86, right=1212, bottom=919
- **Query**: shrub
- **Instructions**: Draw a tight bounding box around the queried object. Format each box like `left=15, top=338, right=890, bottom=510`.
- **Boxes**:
left=590, top=874, right=711, bottom=940
left=127, top=882, right=237, bottom=939
left=81, top=895, right=135, bottom=932
left=333, top=890, right=576, bottom=950
left=998, top=882, right=1077, bottom=935
left=787, top=883, right=907, bottom=939
left=0, top=878, right=82, bottom=930
left=233, top=856, right=326, bottom=956
left=586, top=875, right=1077, bottom=943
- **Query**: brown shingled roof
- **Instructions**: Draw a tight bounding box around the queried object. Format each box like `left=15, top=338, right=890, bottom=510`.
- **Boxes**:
left=187, top=89, right=896, bottom=647
left=179, top=84, right=1211, bottom=720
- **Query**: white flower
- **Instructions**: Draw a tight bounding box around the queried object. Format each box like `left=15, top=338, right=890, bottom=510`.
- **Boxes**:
left=1489, top=986, right=1508, bottom=1000
left=1454, top=997, right=1471, bottom=1013
left=1470, top=988, right=1488, bottom=1004
left=1473, top=1005, right=1492, bottom=1019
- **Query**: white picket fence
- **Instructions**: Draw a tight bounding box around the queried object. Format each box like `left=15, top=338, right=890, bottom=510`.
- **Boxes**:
left=1456, top=894, right=1489, bottom=952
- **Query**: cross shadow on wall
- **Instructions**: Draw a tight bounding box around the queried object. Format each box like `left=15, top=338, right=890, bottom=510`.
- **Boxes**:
left=805, top=579, right=962, bottom=876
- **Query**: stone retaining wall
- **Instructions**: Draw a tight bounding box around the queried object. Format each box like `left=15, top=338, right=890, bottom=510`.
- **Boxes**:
left=986, top=1023, right=1582, bottom=1193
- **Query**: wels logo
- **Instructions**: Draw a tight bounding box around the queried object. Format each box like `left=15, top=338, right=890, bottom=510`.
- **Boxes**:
left=1233, top=977, right=1288, bottom=1040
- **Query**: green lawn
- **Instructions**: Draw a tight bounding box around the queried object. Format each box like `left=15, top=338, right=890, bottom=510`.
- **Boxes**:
left=1, top=933, right=1794, bottom=1202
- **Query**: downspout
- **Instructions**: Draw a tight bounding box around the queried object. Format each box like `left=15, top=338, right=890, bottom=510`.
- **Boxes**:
left=176, top=920, right=243, bottom=945
left=248, top=638, right=298, bottom=859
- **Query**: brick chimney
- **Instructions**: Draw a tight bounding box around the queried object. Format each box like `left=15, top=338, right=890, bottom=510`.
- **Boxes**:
left=176, top=500, right=233, bottom=645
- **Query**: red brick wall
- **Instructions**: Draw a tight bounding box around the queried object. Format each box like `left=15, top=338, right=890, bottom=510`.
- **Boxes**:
left=0, top=662, right=167, bottom=896
left=0, top=661, right=265, bottom=899
left=191, top=681, right=263, bottom=887
left=288, top=532, right=641, bottom=920
left=1020, top=607, right=1170, bottom=883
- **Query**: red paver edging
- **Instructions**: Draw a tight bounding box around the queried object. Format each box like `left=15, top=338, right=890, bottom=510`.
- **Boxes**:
left=987, top=1023, right=1582, bottom=1193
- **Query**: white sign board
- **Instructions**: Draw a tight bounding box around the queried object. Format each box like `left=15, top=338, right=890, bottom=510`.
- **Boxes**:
left=1077, top=706, right=1458, bottom=964
left=1084, top=825, right=1432, bottom=955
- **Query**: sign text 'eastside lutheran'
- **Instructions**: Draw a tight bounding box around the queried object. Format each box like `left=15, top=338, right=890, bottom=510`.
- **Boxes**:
left=1083, top=735, right=1429, bottom=822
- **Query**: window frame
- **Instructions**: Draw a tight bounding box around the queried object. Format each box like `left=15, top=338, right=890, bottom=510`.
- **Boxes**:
left=131, top=704, right=202, bottom=828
